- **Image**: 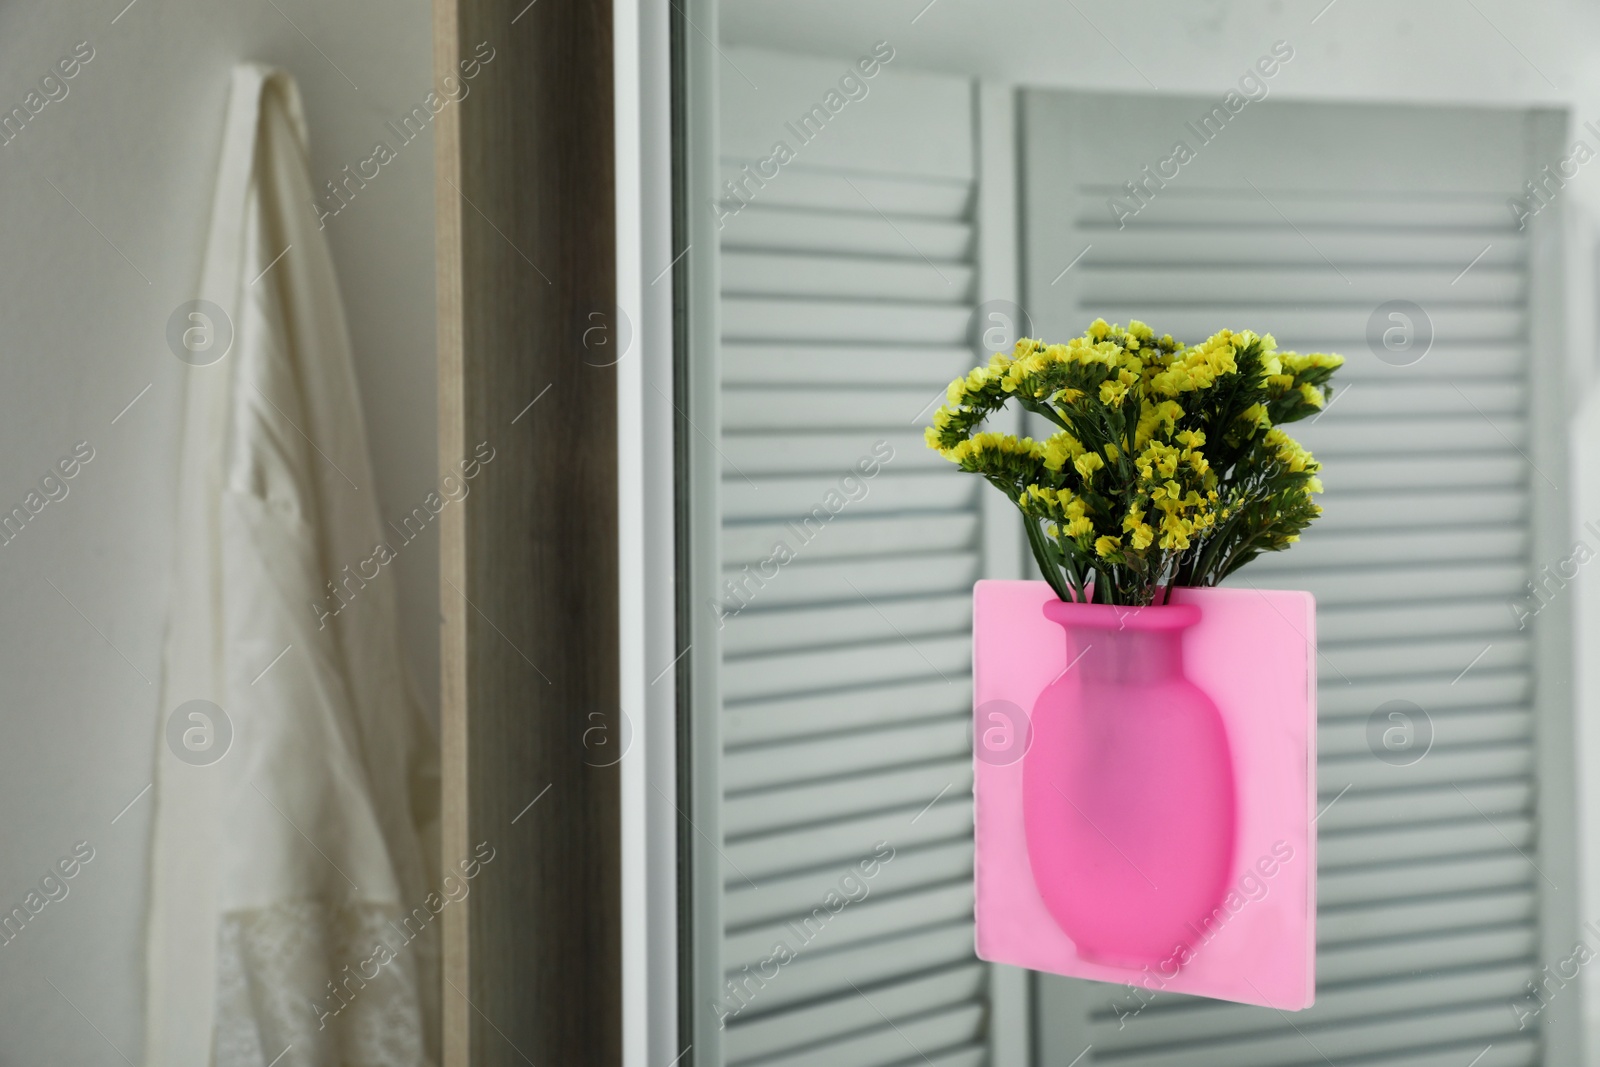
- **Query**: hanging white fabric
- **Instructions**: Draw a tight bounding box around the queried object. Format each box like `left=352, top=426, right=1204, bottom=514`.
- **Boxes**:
left=146, top=64, right=439, bottom=1067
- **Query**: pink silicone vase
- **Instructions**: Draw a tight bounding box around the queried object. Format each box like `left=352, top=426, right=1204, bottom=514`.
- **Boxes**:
left=1022, top=599, right=1237, bottom=968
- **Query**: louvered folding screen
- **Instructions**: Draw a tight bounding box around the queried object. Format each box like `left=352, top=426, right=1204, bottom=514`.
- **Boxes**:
left=1024, top=91, right=1572, bottom=1066
left=709, top=47, right=1018, bottom=1067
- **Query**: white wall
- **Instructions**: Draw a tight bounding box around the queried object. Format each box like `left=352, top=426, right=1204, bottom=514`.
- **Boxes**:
left=723, top=0, right=1600, bottom=217
left=723, top=0, right=1596, bottom=100
left=0, top=2, right=436, bottom=1060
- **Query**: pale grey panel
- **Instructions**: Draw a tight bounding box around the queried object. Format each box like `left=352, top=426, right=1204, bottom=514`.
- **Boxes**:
left=724, top=250, right=977, bottom=301
left=721, top=47, right=973, bottom=180
left=1246, top=527, right=1527, bottom=571
left=719, top=165, right=972, bottom=218
left=722, top=343, right=975, bottom=387
left=722, top=514, right=980, bottom=567
left=721, top=633, right=971, bottom=704
left=718, top=553, right=982, bottom=611
left=1090, top=961, right=1531, bottom=1043
left=722, top=592, right=971, bottom=656
left=735, top=1004, right=982, bottom=1067
left=1319, top=705, right=1530, bottom=756
left=1319, top=744, right=1533, bottom=795
left=1073, top=190, right=1521, bottom=229
left=1313, top=489, right=1527, bottom=530
left=1311, top=634, right=1527, bottom=682
left=724, top=676, right=970, bottom=745
left=729, top=831, right=972, bottom=921
left=1070, top=230, right=1523, bottom=267
left=719, top=471, right=976, bottom=520
left=1316, top=923, right=1538, bottom=987
left=725, top=964, right=986, bottom=1065
left=1320, top=816, right=1533, bottom=869
left=1025, top=90, right=1531, bottom=194
left=1297, top=417, right=1528, bottom=454
left=723, top=431, right=945, bottom=476
left=721, top=205, right=973, bottom=261
left=1317, top=672, right=1530, bottom=718
left=722, top=387, right=972, bottom=431
left=1319, top=853, right=1535, bottom=908
left=724, top=759, right=971, bottom=839
left=724, top=296, right=972, bottom=344
left=1317, top=455, right=1525, bottom=492
left=1282, top=562, right=1528, bottom=607
left=722, top=714, right=970, bottom=792
left=726, top=921, right=976, bottom=1015
left=1316, top=782, right=1532, bottom=835
left=1298, top=379, right=1523, bottom=418
left=1320, top=347, right=1527, bottom=382
left=724, top=881, right=974, bottom=971
left=1092, top=996, right=1533, bottom=1067
left=1317, top=890, right=1538, bottom=945
left=1317, top=601, right=1528, bottom=644
left=715, top=56, right=991, bottom=1067
left=1077, top=263, right=1525, bottom=304
left=1097, top=306, right=1521, bottom=346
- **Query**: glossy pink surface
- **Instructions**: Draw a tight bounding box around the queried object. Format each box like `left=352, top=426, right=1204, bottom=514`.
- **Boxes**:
left=973, top=581, right=1317, bottom=1010
left=1023, top=601, right=1236, bottom=967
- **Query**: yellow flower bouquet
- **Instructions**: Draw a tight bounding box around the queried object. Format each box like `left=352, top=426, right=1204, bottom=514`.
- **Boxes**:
left=926, top=319, right=1343, bottom=606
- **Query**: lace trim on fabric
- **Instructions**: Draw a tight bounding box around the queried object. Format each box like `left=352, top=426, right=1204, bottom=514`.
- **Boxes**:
left=214, top=900, right=438, bottom=1067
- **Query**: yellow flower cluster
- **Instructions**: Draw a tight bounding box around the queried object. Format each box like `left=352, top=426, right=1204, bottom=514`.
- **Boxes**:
left=945, top=363, right=997, bottom=407
left=1149, top=329, right=1242, bottom=396
left=1041, top=430, right=1086, bottom=472
left=1026, top=484, right=1094, bottom=540
left=1148, top=482, right=1221, bottom=551
left=1122, top=503, right=1154, bottom=551
left=1282, top=352, right=1343, bottom=373
left=1263, top=427, right=1314, bottom=473
left=944, top=431, right=1043, bottom=465
left=960, top=322, right=1181, bottom=407
left=924, top=320, right=1341, bottom=605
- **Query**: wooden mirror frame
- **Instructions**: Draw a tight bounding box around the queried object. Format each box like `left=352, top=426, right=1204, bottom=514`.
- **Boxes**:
left=433, top=0, right=622, bottom=1063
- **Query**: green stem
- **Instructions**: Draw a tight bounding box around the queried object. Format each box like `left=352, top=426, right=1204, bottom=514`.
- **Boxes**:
left=1019, top=398, right=1072, bottom=431
left=1021, top=512, right=1073, bottom=602
left=1216, top=526, right=1271, bottom=582
left=1064, top=548, right=1090, bottom=603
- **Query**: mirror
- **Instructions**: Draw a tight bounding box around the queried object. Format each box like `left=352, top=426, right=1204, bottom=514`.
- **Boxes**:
left=681, top=3, right=1595, bottom=1064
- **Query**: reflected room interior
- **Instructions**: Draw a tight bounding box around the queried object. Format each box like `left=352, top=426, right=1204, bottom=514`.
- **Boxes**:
left=692, top=3, right=1600, bottom=1066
